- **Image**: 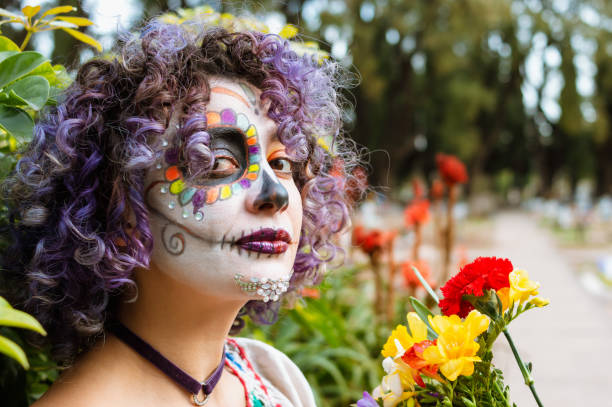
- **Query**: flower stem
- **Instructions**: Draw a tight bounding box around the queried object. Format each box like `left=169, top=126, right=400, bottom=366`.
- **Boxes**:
left=502, top=328, right=544, bottom=407
left=20, top=30, right=33, bottom=50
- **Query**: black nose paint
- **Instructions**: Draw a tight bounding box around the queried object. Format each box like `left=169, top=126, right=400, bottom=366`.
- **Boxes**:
left=253, top=171, right=289, bottom=212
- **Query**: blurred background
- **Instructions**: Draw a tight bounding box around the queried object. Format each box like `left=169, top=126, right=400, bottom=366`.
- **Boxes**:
left=0, top=0, right=611, bottom=406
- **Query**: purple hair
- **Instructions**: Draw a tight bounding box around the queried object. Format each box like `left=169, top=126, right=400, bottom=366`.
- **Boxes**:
left=0, top=21, right=363, bottom=364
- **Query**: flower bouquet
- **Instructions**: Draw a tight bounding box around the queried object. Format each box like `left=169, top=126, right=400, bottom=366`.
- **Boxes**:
left=357, top=257, right=548, bottom=407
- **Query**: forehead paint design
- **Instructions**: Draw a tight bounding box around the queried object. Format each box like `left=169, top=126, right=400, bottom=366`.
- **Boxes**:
left=239, top=82, right=261, bottom=115
left=155, top=108, right=261, bottom=221
left=210, top=86, right=250, bottom=109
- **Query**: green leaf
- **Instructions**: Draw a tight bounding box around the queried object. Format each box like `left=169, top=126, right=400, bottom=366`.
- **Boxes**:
left=409, top=296, right=437, bottom=340
left=0, top=35, right=20, bottom=51
left=5, top=75, right=50, bottom=110
left=39, top=6, right=76, bottom=20
left=29, top=62, right=70, bottom=89
left=0, top=88, right=28, bottom=106
left=55, top=16, right=94, bottom=27
left=411, top=265, right=440, bottom=304
left=61, top=28, right=102, bottom=52
left=0, top=51, right=47, bottom=88
left=47, top=20, right=79, bottom=29
left=0, top=334, right=29, bottom=369
left=22, top=5, right=41, bottom=19
left=0, top=296, right=46, bottom=335
left=0, top=50, right=18, bottom=63
left=0, top=105, right=33, bottom=141
left=0, top=8, right=22, bottom=20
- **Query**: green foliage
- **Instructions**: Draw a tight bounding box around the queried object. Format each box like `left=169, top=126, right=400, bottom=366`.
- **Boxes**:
left=0, top=5, right=101, bottom=52
left=0, top=297, right=46, bottom=370
left=0, top=19, right=75, bottom=404
left=0, top=35, right=69, bottom=147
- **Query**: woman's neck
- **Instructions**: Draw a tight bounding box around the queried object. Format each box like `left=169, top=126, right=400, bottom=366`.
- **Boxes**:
left=116, top=265, right=247, bottom=382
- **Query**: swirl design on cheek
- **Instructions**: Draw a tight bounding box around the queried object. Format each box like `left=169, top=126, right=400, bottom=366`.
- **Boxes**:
left=161, top=224, right=186, bottom=255
left=156, top=107, right=261, bottom=220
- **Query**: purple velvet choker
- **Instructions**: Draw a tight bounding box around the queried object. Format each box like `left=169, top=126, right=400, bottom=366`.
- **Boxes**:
left=110, top=321, right=225, bottom=406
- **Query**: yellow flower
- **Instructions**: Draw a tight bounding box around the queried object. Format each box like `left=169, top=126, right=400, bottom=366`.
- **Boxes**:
left=509, top=269, right=540, bottom=305
left=497, top=287, right=510, bottom=312
left=422, top=310, right=490, bottom=381
left=528, top=297, right=550, bottom=307
left=381, top=312, right=428, bottom=358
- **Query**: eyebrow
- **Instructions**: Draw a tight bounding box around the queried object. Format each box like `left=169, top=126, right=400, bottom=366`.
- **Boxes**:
left=211, top=87, right=251, bottom=109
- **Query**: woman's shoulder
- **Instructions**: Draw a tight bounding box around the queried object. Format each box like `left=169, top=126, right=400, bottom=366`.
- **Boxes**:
left=226, top=337, right=316, bottom=407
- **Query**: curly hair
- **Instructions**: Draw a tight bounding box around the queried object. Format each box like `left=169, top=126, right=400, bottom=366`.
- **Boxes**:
left=0, top=21, right=363, bottom=365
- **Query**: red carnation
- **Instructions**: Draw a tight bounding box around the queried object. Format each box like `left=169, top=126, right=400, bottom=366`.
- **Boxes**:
left=436, top=153, right=468, bottom=185
left=439, top=256, right=513, bottom=317
left=404, top=199, right=430, bottom=227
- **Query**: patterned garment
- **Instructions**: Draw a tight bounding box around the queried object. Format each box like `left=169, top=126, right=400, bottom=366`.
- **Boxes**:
left=224, top=338, right=282, bottom=407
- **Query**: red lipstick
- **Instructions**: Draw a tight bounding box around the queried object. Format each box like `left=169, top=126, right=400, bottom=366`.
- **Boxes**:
left=235, top=228, right=291, bottom=254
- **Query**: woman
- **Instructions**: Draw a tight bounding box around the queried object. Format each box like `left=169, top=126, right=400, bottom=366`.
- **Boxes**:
left=1, top=16, right=361, bottom=407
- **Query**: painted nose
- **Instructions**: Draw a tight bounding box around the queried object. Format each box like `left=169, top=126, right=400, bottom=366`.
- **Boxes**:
left=251, top=171, right=289, bottom=213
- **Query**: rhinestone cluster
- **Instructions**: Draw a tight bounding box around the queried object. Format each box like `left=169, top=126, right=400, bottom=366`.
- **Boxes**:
left=234, top=274, right=290, bottom=302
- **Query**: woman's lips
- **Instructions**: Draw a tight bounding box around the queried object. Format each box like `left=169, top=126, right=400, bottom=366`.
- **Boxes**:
left=235, top=228, right=291, bottom=254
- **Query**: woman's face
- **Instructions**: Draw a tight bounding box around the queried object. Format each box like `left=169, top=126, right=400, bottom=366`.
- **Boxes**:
left=144, top=77, right=303, bottom=302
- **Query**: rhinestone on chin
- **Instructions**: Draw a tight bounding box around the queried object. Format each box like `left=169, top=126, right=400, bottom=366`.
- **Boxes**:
left=234, top=273, right=290, bottom=302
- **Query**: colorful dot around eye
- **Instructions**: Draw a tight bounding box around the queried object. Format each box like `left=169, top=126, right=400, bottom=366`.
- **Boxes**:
left=165, top=166, right=180, bottom=181
left=236, top=113, right=249, bottom=131
left=206, top=112, right=221, bottom=126
left=231, top=183, right=242, bottom=194
left=220, top=109, right=237, bottom=125
left=180, top=187, right=196, bottom=205
left=247, top=137, right=257, bottom=146
left=170, top=179, right=185, bottom=194
left=220, top=185, right=232, bottom=200
left=206, top=188, right=219, bottom=204
left=246, top=125, right=257, bottom=137
left=248, top=164, right=259, bottom=172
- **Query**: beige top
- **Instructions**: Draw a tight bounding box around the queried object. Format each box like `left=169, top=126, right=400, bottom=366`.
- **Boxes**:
left=227, top=337, right=317, bottom=407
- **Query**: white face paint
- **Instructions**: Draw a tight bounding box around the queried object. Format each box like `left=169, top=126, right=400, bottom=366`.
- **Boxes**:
left=144, top=77, right=303, bottom=301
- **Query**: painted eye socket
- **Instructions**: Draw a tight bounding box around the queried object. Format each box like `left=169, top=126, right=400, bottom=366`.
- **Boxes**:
left=210, top=155, right=239, bottom=178
left=269, top=157, right=294, bottom=176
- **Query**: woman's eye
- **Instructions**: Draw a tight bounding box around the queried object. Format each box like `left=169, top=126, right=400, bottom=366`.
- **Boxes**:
left=269, top=157, right=294, bottom=175
left=210, top=156, right=239, bottom=177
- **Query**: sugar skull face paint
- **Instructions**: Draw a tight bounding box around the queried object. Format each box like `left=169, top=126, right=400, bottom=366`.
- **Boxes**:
left=144, top=77, right=303, bottom=302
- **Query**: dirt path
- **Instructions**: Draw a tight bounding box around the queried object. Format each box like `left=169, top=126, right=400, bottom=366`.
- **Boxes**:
left=467, top=211, right=612, bottom=406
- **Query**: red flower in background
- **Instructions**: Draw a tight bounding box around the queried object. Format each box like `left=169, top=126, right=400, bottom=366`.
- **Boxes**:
left=301, top=287, right=320, bottom=299
left=353, top=225, right=397, bottom=255
left=401, top=260, right=436, bottom=289
left=430, top=179, right=445, bottom=200
left=436, top=153, right=468, bottom=185
left=439, top=256, right=513, bottom=317
left=404, top=199, right=430, bottom=227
